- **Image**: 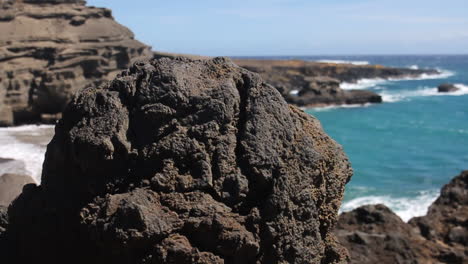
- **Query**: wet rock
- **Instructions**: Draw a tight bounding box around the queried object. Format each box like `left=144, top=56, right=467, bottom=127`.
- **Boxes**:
left=0, top=0, right=153, bottom=125
left=437, top=83, right=459, bottom=93
left=5, top=57, right=353, bottom=264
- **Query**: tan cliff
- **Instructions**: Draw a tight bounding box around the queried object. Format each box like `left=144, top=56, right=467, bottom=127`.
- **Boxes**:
left=0, top=0, right=153, bottom=125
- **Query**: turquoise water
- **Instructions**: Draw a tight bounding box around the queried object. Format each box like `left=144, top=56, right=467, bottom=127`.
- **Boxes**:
left=301, top=55, right=468, bottom=221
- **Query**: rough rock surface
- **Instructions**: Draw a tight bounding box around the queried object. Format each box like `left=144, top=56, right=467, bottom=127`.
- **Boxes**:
left=410, top=170, right=468, bottom=263
left=0, top=173, right=35, bottom=206
left=3, top=57, right=353, bottom=264
left=335, top=171, right=468, bottom=264
left=233, top=59, right=438, bottom=107
left=0, top=0, right=153, bottom=125
left=437, top=83, right=459, bottom=93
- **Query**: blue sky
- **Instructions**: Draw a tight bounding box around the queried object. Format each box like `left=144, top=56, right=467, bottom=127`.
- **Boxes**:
left=87, top=0, right=468, bottom=56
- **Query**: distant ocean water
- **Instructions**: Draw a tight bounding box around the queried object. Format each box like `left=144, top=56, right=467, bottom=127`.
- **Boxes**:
left=1, top=55, right=467, bottom=222
left=302, top=55, right=468, bottom=221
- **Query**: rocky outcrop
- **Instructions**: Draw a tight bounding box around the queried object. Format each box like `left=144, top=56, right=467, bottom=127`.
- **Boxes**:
left=288, top=76, right=382, bottom=106
left=3, top=57, right=353, bottom=264
left=335, top=171, right=468, bottom=264
left=0, top=173, right=35, bottom=206
left=409, top=170, right=468, bottom=263
left=438, top=83, right=459, bottom=93
left=0, top=0, right=153, bottom=125
left=233, top=59, right=438, bottom=107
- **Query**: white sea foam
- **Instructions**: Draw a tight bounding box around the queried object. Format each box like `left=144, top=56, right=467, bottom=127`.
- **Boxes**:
left=388, top=69, right=454, bottom=81
left=341, top=78, right=387, bottom=90
left=316, top=60, right=370, bottom=66
left=309, top=103, right=373, bottom=112
left=340, top=69, right=455, bottom=90
left=0, top=125, right=54, bottom=184
left=289, top=89, right=300, bottom=96
left=380, top=83, right=468, bottom=103
left=340, top=190, right=440, bottom=222
left=409, top=65, right=419, bottom=70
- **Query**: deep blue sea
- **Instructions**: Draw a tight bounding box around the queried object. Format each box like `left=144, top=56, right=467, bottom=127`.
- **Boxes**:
left=299, top=55, right=468, bottom=221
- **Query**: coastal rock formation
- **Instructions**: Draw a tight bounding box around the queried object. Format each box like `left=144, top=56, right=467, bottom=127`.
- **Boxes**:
left=335, top=171, right=468, bottom=264
left=0, top=173, right=35, bottom=206
left=4, top=57, right=353, bottom=264
left=289, top=76, right=382, bottom=106
left=0, top=0, right=153, bottom=125
left=437, top=83, right=459, bottom=93
left=410, top=170, right=468, bottom=263
left=234, top=59, right=437, bottom=107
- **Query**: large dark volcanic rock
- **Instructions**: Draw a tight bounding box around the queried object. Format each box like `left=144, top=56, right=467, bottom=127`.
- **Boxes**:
left=335, top=171, right=468, bottom=264
left=4, top=57, right=353, bottom=263
left=0, top=0, right=153, bottom=125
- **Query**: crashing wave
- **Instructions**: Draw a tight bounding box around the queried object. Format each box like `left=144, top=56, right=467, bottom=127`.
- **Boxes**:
left=0, top=125, right=54, bottom=183
left=380, top=84, right=468, bottom=103
left=316, top=59, right=370, bottom=66
left=340, top=69, right=455, bottom=90
left=340, top=190, right=440, bottom=222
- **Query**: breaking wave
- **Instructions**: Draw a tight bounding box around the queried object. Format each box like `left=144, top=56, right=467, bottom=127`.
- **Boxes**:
left=340, top=69, right=455, bottom=90
left=380, top=84, right=468, bottom=103
left=307, top=103, right=373, bottom=112
left=340, top=190, right=440, bottom=222
left=0, top=125, right=54, bottom=183
left=316, top=60, right=370, bottom=66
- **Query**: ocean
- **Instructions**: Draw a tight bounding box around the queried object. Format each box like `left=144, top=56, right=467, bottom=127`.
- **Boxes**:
left=0, top=55, right=466, bottom=222
left=304, top=55, right=468, bottom=221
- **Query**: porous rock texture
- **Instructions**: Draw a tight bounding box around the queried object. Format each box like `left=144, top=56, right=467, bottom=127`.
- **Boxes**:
left=335, top=171, right=468, bottom=264
left=410, top=170, right=468, bottom=263
left=0, top=0, right=152, bottom=125
left=4, top=57, right=353, bottom=264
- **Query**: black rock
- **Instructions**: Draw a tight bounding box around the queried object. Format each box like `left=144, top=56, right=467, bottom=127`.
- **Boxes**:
left=438, top=83, right=459, bottom=93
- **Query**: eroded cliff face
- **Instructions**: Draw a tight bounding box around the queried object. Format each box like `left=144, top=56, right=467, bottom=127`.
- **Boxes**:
left=4, top=57, right=353, bottom=264
left=0, top=0, right=153, bottom=125
left=335, top=171, right=468, bottom=264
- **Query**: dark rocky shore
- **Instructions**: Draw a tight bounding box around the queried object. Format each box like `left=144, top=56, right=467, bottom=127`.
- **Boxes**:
left=233, top=59, right=438, bottom=107
left=335, top=170, right=468, bottom=264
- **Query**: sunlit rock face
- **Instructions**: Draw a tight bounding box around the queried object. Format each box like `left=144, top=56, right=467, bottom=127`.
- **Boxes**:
left=0, top=0, right=152, bottom=125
